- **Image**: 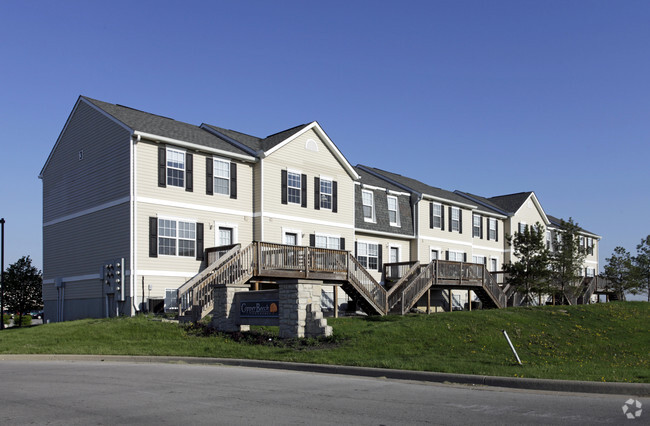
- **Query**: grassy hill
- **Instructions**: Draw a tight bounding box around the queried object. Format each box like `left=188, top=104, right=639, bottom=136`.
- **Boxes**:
left=0, top=302, right=647, bottom=383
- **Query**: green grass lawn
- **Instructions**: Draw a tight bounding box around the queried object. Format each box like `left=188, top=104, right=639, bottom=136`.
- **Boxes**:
left=0, top=302, right=647, bottom=383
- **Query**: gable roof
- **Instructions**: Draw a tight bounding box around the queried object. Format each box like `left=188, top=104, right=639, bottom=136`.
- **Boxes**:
left=202, top=123, right=312, bottom=154
left=81, top=97, right=252, bottom=157
left=487, top=192, right=534, bottom=214
left=357, top=165, right=476, bottom=207
left=546, top=214, right=599, bottom=237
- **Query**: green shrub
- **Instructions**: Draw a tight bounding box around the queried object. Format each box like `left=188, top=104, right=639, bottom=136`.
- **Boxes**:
left=2, top=314, right=11, bottom=325
left=14, top=315, right=32, bottom=327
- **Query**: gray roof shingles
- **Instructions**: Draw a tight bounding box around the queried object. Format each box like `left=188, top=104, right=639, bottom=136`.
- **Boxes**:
left=82, top=97, right=250, bottom=156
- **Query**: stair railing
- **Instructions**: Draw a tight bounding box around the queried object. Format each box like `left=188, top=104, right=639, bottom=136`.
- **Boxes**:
left=387, top=261, right=420, bottom=310
left=347, top=254, right=387, bottom=314
left=401, top=261, right=436, bottom=314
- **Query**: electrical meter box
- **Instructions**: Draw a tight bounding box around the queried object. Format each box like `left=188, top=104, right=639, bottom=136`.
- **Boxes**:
left=101, top=258, right=125, bottom=302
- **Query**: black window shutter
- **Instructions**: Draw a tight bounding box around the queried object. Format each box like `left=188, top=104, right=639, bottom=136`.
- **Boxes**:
left=445, top=250, right=450, bottom=260
left=340, top=237, right=345, bottom=250
left=429, top=202, right=433, bottom=228
left=230, top=162, right=237, bottom=199
left=463, top=253, right=467, bottom=262
left=355, top=241, right=358, bottom=257
left=448, top=207, right=452, bottom=232
left=459, top=209, right=463, bottom=234
left=332, top=181, right=338, bottom=213
left=314, top=177, right=320, bottom=210
left=496, top=221, right=499, bottom=242
left=149, top=217, right=158, bottom=257
left=480, top=216, right=484, bottom=239
left=377, top=245, right=382, bottom=271
left=158, top=147, right=166, bottom=187
left=196, top=223, right=204, bottom=261
left=206, top=158, right=213, bottom=195
left=301, top=174, right=307, bottom=208
left=309, top=234, right=316, bottom=247
left=185, top=153, right=193, bottom=192
left=441, top=205, right=445, bottom=231
left=281, top=170, right=287, bottom=204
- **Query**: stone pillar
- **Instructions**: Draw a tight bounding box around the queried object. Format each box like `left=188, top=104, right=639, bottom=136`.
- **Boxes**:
left=211, top=284, right=250, bottom=332
left=278, top=279, right=332, bottom=339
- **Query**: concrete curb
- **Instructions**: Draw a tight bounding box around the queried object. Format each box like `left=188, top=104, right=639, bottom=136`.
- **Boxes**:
left=1, top=354, right=648, bottom=397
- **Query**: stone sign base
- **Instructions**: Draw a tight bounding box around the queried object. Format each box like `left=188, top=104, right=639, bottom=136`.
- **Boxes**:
left=211, top=279, right=332, bottom=339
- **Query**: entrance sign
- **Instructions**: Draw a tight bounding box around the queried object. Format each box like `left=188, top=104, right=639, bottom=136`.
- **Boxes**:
left=240, top=300, right=279, bottom=318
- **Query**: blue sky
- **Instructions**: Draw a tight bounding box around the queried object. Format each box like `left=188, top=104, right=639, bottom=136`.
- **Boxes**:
left=1, top=1, right=648, bottom=286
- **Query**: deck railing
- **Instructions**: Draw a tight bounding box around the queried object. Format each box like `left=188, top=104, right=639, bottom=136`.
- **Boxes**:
left=177, top=244, right=242, bottom=316
left=400, top=261, right=436, bottom=314
left=387, top=261, right=420, bottom=310
left=384, top=261, right=419, bottom=282
left=347, top=254, right=387, bottom=313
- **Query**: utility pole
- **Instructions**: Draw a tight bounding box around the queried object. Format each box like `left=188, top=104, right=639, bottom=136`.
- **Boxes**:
left=1, top=218, right=5, bottom=330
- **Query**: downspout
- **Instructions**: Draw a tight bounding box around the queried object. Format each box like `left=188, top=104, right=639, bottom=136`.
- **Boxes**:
left=130, top=134, right=139, bottom=314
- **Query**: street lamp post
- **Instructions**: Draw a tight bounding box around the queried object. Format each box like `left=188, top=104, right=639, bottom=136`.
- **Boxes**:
left=1, top=218, right=5, bottom=330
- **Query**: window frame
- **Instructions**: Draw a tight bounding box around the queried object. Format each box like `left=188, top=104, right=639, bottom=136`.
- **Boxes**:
left=387, top=195, right=400, bottom=227
left=314, top=233, right=341, bottom=250
left=213, top=157, right=231, bottom=196
left=451, top=207, right=461, bottom=232
left=287, top=171, right=302, bottom=205
left=448, top=250, right=464, bottom=262
left=320, top=177, right=333, bottom=210
left=166, top=147, right=186, bottom=188
left=362, top=190, right=375, bottom=222
left=357, top=241, right=379, bottom=269
left=472, top=214, right=481, bottom=238
left=158, top=217, right=196, bottom=257
left=488, top=218, right=497, bottom=240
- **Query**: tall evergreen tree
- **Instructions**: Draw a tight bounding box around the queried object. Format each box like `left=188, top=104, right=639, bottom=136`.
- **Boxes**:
left=550, top=218, right=587, bottom=304
left=502, top=222, right=550, bottom=305
left=603, top=246, right=634, bottom=300
left=3, top=256, right=42, bottom=327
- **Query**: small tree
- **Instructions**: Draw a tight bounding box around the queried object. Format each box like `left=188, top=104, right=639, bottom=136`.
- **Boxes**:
left=632, top=235, right=650, bottom=301
left=502, top=222, right=550, bottom=305
left=603, top=246, right=634, bottom=299
left=550, top=218, right=587, bottom=304
left=3, top=256, right=42, bottom=327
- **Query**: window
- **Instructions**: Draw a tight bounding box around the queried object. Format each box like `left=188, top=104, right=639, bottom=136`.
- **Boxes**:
left=587, top=237, right=594, bottom=255
left=164, top=289, right=178, bottom=312
left=387, top=196, right=400, bottom=226
left=218, top=227, right=233, bottom=246
left=213, top=158, right=230, bottom=195
left=472, top=255, right=485, bottom=265
left=580, top=236, right=585, bottom=248
left=491, top=258, right=498, bottom=272
left=158, top=218, right=195, bottom=257
left=472, top=215, right=482, bottom=238
left=430, top=249, right=439, bottom=261
left=287, top=172, right=301, bottom=204
left=315, top=235, right=341, bottom=250
left=451, top=207, right=460, bottom=232
left=320, top=179, right=332, bottom=209
left=284, top=232, right=298, bottom=246
left=448, top=250, right=464, bottom=262
left=389, top=246, right=399, bottom=263
left=362, top=190, right=375, bottom=222
left=432, top=203, right=442, bottom=229
left=518, top=222, right=527, bottom=233
left=166, top=148, right=185, bottom=187
left=546, top=231, right=552, bottom=250
left=488, top=218, right=497, bottom=240
left=357, top=242, right=379, bottom=269
left=586, top=267, right=595, bottom=277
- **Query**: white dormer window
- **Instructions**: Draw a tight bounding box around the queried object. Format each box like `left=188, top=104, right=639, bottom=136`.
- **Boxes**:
left=387, top=195, right=400, bottom=226
left=362, top=190, right=375, bottom=222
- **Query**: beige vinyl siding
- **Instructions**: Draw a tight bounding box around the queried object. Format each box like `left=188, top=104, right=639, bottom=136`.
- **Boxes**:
left=261, top=129, right=355, bottom=239
left=354, top=234, right=411, bottom=283
left=263, top=217, right=354, bottom=247
left=135, top=203, right=254, bottom=275
left=135, top=140, right=254, bottom=213
left=416, top=201, right=474, bottom=264
left=253, top=160, right=263, bottom=240
left=43, top=203, right=130, bottom=287
left=42, top=100, right=131, bottom=223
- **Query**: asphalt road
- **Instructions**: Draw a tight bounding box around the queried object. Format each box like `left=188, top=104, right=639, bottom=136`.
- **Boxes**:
left=0, top=360, right=645, bottom=425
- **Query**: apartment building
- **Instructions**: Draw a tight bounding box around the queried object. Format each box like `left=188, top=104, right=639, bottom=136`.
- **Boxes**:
left=40, top=97, right=600, bottom=321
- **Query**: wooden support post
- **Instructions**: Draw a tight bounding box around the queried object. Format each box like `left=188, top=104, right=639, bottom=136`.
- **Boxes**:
left=253, top=282, right=259, bottom=291
left=333, top=285, right=339, bottom=318
left=448, top=288, right=453, bottom=312
left=426, top=289, right=431, bottom=314
left=468, top=290, right=471, bottom=311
